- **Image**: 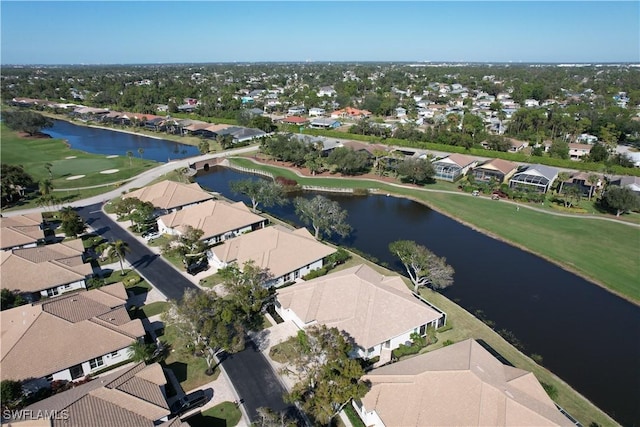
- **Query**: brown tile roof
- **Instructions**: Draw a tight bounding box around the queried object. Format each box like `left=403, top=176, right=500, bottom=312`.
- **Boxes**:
left=0, top=213, right=44, bottom=249
left=361, top=339, right=571, bottom=426
left=23, top=362, right=173, bottom=427
left=282, top=116, right=309, bottom=124
left=476, top=158, right=518, bottom=175
left=443, top=153, right=478, bottom=168
left=277, top=264, right=443, bottom=348
left=124, top=180, right=213, bottom=210
left=159, top=200, right=265, bottom=241
left=1, top=242, right=92, bottom=293
left=1, top=284, right=144, bottom=382
left=212, top=225, right=336, bottom=279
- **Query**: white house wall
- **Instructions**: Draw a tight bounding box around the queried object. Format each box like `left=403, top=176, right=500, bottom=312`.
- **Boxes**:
left=353, top=400, right=385, bottom=427
left=39, top=279, right=86, bottom=298
left=51, top=346, right=131, bottom=382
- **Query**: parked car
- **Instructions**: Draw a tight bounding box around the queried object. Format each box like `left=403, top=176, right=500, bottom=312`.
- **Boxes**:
left=142, top=231, right=161, bottom=241
left=186, top=260, right=209, bottom=275
left=170, top=390, right=208, bottom=417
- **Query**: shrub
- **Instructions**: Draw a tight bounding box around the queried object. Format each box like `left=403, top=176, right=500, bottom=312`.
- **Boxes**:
left=353, top=188, right=370, bottom=196
left=302, top=267, right=328, bottom=280
left=1, top=380, right=23, bottom=403
left=392, top=343, right=421, bottom=359
left=442, top=339, right=454, bottom=346
left=436, top=323, right=453, bottom=333
left=275, top=176, right=298, bottom=187
left=326, top=248, right=351, bottom=267
left=541, top=382, right=559, bottom=400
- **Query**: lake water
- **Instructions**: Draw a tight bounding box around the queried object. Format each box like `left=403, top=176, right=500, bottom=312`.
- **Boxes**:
left=45, top=119, right=200, bottom=162
left=40, top=120, right=640, bottom=426
left=195, top=166, right=640, bottom=427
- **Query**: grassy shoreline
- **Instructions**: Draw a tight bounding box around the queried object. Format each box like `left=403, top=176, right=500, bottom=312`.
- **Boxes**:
left=227, top=156, right=640, bottom=305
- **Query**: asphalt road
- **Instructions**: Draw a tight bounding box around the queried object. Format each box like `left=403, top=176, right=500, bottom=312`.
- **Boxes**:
left=76, top=203, right=199, bottom=301
left=76, top=203, right=298, bottom=423
left=220, top=341, right=300, bottom=423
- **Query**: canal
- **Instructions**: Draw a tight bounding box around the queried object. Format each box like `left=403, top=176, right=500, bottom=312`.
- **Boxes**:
left=40, top=120, right=640, bottom=426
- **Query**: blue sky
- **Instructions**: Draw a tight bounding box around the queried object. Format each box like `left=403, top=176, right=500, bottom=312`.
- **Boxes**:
left=1, top=1, right=638, bottom=64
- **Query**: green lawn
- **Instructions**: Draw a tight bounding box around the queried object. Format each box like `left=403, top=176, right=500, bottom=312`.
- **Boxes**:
left=1, top=124, right=157, bottom=190
left=185, top=402, right=242, bottom=427
left=137, top=301, right=168, bottom=318
left=160, top=325, right=220, bottom=393
left=229, top=157, right=640, bottom=304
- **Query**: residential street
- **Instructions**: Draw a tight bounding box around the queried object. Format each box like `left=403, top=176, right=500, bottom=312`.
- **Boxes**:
left=75, top=202, right=294, bottom=424
left=219, top=341, right=300, bottom=423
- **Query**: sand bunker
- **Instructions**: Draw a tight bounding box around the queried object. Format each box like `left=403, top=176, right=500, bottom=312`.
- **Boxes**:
left=66, top=175, right=85, bottom=180
left=100, top=169, right=119, bottom=174
left=106, top=155, right=119, bottom=158
left=65, top=156, right=77, bottom=159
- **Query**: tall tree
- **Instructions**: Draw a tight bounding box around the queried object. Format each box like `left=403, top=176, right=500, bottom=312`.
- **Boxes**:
left=2, top=110, right=53, bottom=136
left=389, top=240, right=454, bottom=292
left=138, top=148, right=144, bottom=158
left=127, top=150, right=134, bottom=167
left=294, top=195, right=351, bottom=240
left=128, top=340, right=155, bottom=363
left=601, top=186, right=640, bottom=217
left=44, top=162, right=53, bottom=179
left=110, top=239, right=130, bottom=275
left=587, top=174, right=600, bottom=200
left=282, top=326, right=369, bottom=425
left=230, top=179, right=287, bottom=212
left=163, top=288, right=246, bottom=375
left=60, top=210, right=86, bottom=238
left=219, top=261, right=274, bottom=331
left=396, top=158, right=435, bottom=184
left=556, top=172, right=571, bottom=193
left=1, top=164, right=34, bottom=206
left=38, top=179, right=53, bottom=196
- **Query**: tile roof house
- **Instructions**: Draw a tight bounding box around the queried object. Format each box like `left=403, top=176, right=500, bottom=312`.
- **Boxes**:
left=509, top=164, right=559, bottom=193
left=1, top=283, right=145, bottom=387
left=432, top=153, right=479, bottom=182
left=281, top=116, right=310, bottom=126
left=1, top=240, right=92, bottom=299
left=208, top=225, right=337, bottom=287
left=568, top=143, right=592, bottom=160
left=610, top=175, right=640, bottom=194
left=276, top=264, right=445, bottom=361
left=19, top=363, right=188, bottom=427
left=158, top=200, right=268, bottom=244
left=123, top=181, right=214, bottom=213
left=309, top=117, right=341, bottom=129
left=354, top=339, right=572, bottom=427
left=471, top=158, right=519, bottom=184
left=330, top=107, right=372, bottom=119
left=0, top=213, right=45, bottom=251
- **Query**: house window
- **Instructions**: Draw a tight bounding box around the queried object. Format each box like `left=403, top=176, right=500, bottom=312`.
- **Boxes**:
left=110, top=351, right=120, bottom=357
left=62, top=284, right=71, bottom=289
left=45, top=374, right=53, bottom=382
left=89, top=356, right=104, bottom=370
left=46, top=288, right=59, bottom=297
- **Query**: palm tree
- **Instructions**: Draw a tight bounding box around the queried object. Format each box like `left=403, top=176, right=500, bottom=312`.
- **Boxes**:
left=127, top=150, right=134, bottom=167
left=110, top=239, right=130, bottom=275
left=556, top=172, right=570, bottom=194
left=587, top=174, right=599, bottom=201
left=39, top=179, right=53, bottom=196
left=138, top=148, right=144, bottom=158
left=128, top=340, right=155, bottom=363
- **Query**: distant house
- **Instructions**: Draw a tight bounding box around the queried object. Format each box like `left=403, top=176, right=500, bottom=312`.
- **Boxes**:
left=0, top=213, right=44, bottom=251
left=330, top=107, right=372, bottom=119
left=524, top=99, right=540, bottom=107
left=577, top=133, right=598, bottom=144
left=317, top=86, right=336, bottom=97
left=309, top=117, right=341, bottom=129
left=276, top=264, right=445, bottom=362
left=208, top=225, right=337, bottom=287
left=287, top=106, right=306, bottom=116
left=509, top=164, right=559, bottom=193
left=395, top=107, right=407, bottom=118
left=432, top=154, right=479, bottom=182
left=292, top=134, right=344, bottom=156
left=281, top=116, right=310, bottom=126
left=228, top=127, right=268, bottom=143
left=158, top=200, right=268, bottom=244
left=609, top=175, right=640, bottom=194
left=1, top=240, right=92, bottom=300
left=559, top=171, right=603, bottom=198
left=308, top=107, right=326, bottom=117
left=508, top=138, right=529, bottom=153
left=123, top=181, right=214, bottom=214
left=354, top=339, right=573, bottom=427
left=471, top=158, right=518, bottom=184
left=20, top=362, right=187, bottom=427
left=568, top=143, right=592, bottom=160
left=1, top=283, right=145, bottom=387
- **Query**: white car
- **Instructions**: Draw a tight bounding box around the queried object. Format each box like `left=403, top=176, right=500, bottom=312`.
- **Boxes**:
left=142, top=232, right=160, bottom=242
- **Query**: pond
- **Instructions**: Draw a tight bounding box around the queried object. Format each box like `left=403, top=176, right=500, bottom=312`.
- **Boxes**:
left=44, top=119, right=200, bottom=163
left=195, top=166, right=640, bottom=427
